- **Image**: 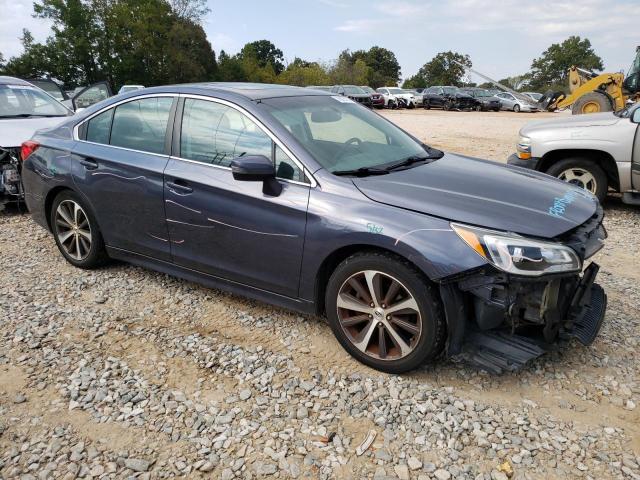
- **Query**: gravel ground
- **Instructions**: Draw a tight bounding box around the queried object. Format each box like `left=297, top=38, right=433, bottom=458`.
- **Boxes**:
left=1, top=110, right=639, bottom=479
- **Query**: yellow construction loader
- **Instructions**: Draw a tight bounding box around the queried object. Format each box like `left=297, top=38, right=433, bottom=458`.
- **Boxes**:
left=541, top=46, right=640, bottom=114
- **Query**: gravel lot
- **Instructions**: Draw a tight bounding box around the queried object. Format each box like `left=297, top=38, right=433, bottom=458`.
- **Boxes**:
left=1, top=109, right=639, bottom=479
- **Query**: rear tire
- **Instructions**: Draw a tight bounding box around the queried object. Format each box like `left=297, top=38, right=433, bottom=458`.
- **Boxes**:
left=571, top=92, right=613, bottom=115
left=546, top=158, right=608, bottom=202
left=50, top=190, right=109, bottom=269
left=325, top=251, right=446, bottom=373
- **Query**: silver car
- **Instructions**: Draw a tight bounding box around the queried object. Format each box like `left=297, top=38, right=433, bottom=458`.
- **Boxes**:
left=495, top=92, right=539, bottom=113
left=0, top=76, right=74, bottom=207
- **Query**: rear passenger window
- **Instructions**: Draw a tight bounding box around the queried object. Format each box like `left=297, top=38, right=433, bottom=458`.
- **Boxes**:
left=86, top=109, right=113, bottom=144
left=110, top=97, right=173, bottom=154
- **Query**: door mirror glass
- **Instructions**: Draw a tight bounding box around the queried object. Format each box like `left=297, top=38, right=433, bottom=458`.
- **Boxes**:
left=632, top=106, right=640, bottom=124
left=73, top=82, right=113, bottom=110
left=231, top=155, right=275, bottom=181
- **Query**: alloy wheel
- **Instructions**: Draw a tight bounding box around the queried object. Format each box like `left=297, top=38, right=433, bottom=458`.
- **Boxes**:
left=55, top=200, right=92, bottom=260
left=336, top=270, right=422, bottom=361
left=558, top=167, right=598, bottom=194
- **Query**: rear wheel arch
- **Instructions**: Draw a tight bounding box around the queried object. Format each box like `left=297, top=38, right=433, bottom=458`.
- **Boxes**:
left=539, top=149, right=620, bottom=192
left=44, top=186, right=74, bottom=231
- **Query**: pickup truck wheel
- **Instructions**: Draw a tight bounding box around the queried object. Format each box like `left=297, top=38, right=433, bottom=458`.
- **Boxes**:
left=546, top=158, right=608, bottom=202
left=325, top=252, right=446, bottom=373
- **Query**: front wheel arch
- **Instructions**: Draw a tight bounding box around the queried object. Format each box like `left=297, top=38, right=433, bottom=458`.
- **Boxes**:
left=539, top=149, right=620, bottom=192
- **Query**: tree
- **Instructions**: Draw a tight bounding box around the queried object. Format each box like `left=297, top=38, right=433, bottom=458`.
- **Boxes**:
left=529, top=36, right=603, bottom=91
left=168, top=0, right=210, bottom=23
left=360, top=46, right=401, bottom=88
left=412, top=51, right=472, bottom=87
left=277, top=58, right=329, bottom=86
left=3, top=0, right=218, bottom=89
left=242, top=40, right=285, bottom=75
left=327, top=50, right=370, bottom=85
left=217, top=50, right=247, bottom=81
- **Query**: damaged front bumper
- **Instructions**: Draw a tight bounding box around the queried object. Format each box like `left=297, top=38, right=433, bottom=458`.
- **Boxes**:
left=441, top=208, right=607, bottom=373
left=0, top=147, right=24, bottom=206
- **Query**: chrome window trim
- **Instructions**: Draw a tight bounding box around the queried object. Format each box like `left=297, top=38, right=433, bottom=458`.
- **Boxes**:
left=72, top=92, right=317, bottom=188
left=178, top=94, right=316, bottom=187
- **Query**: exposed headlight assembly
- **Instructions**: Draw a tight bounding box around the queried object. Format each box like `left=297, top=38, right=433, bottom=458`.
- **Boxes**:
left=452, top=223, right=581, bottom=276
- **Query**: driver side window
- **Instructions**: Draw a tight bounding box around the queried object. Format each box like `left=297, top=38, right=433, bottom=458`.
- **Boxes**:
left=180, top=98, right=305, bottom=181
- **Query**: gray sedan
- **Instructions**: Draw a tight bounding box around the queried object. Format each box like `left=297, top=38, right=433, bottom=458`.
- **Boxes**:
left=495, top=92, right=539, bottom=112
left=21, top=83, right=606, bottom=373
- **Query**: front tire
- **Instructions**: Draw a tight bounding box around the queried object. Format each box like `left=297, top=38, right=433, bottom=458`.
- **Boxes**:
left=513, top=104, right=520, bottom=113
left=325, top=252, right=446, bottom=373
left=546, top=158, right=608, bottom=202
left=50, top=190, right=108, bottom=269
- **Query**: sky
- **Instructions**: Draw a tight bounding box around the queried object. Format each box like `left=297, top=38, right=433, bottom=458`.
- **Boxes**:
left=1, top=0, right=639, bottom=83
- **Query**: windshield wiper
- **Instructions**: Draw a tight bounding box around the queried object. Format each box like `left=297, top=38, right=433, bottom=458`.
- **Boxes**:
left=383, top=151, right=444, bottom=172
left=332, top=166, right=390, bottom=177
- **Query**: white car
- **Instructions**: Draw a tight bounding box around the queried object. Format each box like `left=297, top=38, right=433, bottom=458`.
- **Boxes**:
left=0, top=76, right=74, bottom=207
left=495, top=92, right=539, bottom=113
left=376, top=87, right=417, bottom=108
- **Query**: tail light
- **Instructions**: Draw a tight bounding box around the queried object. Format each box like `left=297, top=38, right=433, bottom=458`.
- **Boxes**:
left=20, top=140, right=40, bottom=161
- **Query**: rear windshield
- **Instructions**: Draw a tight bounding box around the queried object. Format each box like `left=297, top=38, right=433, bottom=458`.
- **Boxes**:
left=0, top=84, right=70, bottom=118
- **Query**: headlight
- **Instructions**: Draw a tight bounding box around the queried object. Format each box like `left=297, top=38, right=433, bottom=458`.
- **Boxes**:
left=516, top=136, right=531, bottom=159
left=451, top=223, right=581, bottom=276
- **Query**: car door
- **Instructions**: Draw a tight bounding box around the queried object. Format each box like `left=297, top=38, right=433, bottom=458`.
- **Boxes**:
left=163, top=96, right=311, bottom=298
left=72, top=94, right=176, bottom=262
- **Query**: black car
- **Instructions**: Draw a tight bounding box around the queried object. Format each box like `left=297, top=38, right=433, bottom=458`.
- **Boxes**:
left=331, top=85, right=373, bottom=108
left=423, top=86, right=479, bottom=111
left=460, top=88, right=501, bottom=112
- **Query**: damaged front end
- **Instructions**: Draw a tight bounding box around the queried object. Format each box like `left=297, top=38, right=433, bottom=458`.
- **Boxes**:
left=0, top=146, right=24, bottom=208
left=441, top=207, right=607, bottom=373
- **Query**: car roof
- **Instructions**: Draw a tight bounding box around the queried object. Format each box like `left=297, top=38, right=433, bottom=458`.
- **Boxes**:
left=0, top=76, right=36, bottom=86
left=154, top=82, right=332, bottom=100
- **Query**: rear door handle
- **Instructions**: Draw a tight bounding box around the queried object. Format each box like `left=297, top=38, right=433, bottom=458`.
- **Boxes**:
left=166, top=179, right=193, bottom=194
left=79, top=158, right=99, bottom=170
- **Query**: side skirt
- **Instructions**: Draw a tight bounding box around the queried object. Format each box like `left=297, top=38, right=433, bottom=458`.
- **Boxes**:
left=105, top=246, right=317, bottom=315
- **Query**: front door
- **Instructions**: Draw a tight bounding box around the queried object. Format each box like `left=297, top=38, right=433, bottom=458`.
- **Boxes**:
left=72, top=95, right=176, bottom=261
left=164, top=97, right=310, bottom=298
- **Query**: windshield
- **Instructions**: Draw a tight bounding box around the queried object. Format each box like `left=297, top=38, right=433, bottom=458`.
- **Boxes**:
left=26, top=80, right=66, bottom=101
left=344, top=86, right=365, bottom=95
left=526, top=92, right=542, bottom=100
left=388, top=88, right=404, bottom=95
left=261, top=95, right=432, bottom=174
left=0, top=84, right=71, bottom=118
left=442, top=87, right=458, bottom=95
left=361, top=86, right=374, bottom=93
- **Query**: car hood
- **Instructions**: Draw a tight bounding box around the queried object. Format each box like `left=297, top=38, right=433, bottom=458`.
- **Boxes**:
left=352, top=153, right=597, bottom=238
left=0, top=116, right=69, bottom=147
left=522, top=112, right=620, bottom=135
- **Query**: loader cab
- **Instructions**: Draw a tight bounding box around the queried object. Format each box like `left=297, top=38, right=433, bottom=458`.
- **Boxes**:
left=623, top=47, right=640, bottom=94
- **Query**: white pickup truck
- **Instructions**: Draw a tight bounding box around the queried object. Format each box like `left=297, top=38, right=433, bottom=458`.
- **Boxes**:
left=508, top=104, right=640, bottom=204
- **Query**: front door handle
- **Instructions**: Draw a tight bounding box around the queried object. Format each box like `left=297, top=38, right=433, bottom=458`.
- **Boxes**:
left=79, top=158, right=98, bottom=170
left=166, top=179, right=193, bottom=194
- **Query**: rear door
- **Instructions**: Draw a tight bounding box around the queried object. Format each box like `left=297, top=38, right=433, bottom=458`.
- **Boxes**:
left=72, top=94, right=176, bottom=261
left=163, top=96, right=311, bottom=297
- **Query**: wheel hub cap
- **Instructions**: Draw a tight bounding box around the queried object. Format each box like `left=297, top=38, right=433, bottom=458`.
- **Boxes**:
left=55, top=200, right=92, bottom=261
left=558, top=167, right=597, bottom=194
left=337, top=270, right=422, bottom=361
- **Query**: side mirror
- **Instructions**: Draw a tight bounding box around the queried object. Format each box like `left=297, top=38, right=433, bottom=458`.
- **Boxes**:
left=632, top=107, right=640, bottom=124
left=230, top=155, right=282, bottom=196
